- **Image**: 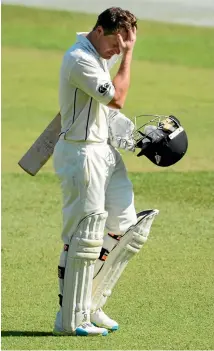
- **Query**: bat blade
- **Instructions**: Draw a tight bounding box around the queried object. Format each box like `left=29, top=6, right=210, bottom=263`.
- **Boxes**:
left=18, top=112, right=61, bottom=176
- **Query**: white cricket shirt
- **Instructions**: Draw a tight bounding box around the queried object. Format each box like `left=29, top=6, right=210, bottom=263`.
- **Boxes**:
left=59, top=32, right=119, bottom=142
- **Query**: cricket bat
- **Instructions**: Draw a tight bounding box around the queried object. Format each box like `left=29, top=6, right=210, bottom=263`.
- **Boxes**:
left=18, top=112, right=61, bottom=176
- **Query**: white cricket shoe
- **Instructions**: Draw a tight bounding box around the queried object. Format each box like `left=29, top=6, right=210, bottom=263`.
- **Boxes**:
left=90, top=308, right=119, bottom=331
left=53, top=310, right=108, bottom=336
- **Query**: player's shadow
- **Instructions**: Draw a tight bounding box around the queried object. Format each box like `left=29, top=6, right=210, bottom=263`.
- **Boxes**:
left=1, top=331, right=53, bottom=337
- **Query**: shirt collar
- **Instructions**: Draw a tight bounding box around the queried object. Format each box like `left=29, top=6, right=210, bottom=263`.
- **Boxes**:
left=76, top=32, right=100, bottom=59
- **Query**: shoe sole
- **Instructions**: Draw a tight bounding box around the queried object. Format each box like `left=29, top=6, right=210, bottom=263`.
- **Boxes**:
left=53, top=329, right=108, bottom=336
left=76, top=328, right=108, bottom=336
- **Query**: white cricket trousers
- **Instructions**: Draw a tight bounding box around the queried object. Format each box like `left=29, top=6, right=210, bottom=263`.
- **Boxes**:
left=53, top=140, right=137, bottom=244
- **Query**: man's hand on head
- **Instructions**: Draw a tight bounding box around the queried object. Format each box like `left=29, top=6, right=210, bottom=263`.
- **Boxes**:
left=117, top=26, right=137, bottom=54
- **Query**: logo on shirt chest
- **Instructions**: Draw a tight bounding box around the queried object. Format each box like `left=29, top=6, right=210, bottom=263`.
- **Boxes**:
left=98, top=82, right=110, bottom=95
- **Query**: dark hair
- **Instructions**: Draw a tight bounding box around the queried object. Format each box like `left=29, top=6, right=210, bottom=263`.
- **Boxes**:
left=93, top=7, right=137, bottom=35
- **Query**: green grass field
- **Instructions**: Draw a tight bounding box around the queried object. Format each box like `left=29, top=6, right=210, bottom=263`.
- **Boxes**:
left=1, top=5, right=214, bottom=350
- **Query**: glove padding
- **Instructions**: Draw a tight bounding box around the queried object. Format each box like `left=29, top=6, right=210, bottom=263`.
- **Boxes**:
left=108, top=110, right=135, bottom=151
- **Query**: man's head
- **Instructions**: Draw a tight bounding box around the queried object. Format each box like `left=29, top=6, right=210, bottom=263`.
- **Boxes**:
left=89, top=7, right=137, bottom=59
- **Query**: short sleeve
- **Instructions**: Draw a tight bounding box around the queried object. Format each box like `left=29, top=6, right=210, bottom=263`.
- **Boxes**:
left=70, top=57, right=115, bottom=105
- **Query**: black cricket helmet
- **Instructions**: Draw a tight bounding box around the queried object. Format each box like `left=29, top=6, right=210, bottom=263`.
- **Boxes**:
left=134, top=114, right=188, bottom=167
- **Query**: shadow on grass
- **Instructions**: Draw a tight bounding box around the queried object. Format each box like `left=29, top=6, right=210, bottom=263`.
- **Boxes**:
left=1, top=331, right=53, bottom=337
